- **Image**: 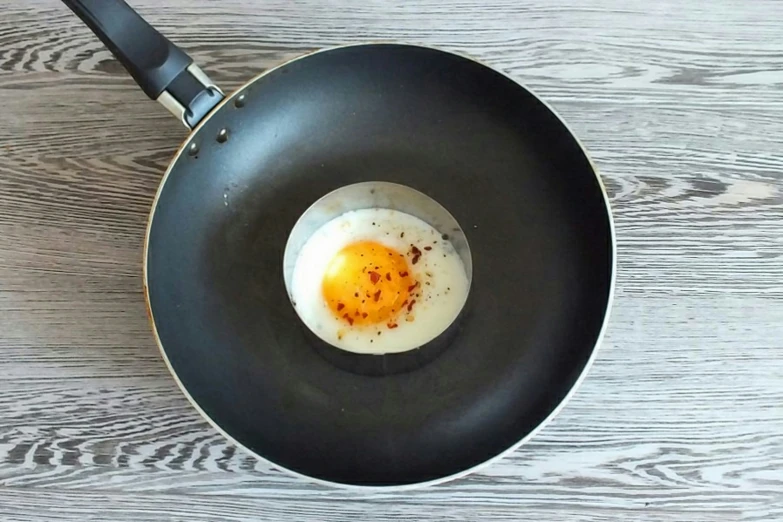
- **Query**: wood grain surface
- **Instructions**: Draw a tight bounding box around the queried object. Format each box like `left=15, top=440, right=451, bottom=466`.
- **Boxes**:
left=1, top=0, right=782, bottom=520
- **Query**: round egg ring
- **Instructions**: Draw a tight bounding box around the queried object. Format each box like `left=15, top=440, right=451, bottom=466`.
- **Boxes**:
left=283, top=182, right=473, bottom=376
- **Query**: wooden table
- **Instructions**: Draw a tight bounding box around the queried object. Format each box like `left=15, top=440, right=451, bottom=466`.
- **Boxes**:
left=1, top=1, right=781, bottom=520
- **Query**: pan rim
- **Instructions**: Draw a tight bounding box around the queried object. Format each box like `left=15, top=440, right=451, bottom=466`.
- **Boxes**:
left=142, top=42, right=617, bottom=490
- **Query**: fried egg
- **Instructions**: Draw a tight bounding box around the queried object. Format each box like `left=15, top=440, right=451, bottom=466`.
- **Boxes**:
left=290, top=208, right=470, bottom=354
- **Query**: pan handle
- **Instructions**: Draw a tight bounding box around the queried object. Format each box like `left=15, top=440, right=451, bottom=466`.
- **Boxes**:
left=62, top=0, right=224, bottom=129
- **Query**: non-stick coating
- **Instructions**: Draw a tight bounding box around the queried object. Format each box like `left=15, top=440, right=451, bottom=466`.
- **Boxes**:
left=146, top=44, right=613, bottom=486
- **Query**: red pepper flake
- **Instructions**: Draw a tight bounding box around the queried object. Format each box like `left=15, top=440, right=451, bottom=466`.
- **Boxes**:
left=424, top=246, right=432, bottom=251
left=399, top=271, right=409, bottom=277
left=362, top=312, right=368, bottom=318
left=387, top=322, right=399, bottom=329
left=400, top=299, right=408, bottom=308
left=407, top=299, right=416, bottom=312
left=407, top=281, right=419, bottom=292
left=373, top=290, right=382, bottom=302
left=385, top=272, right=391, bottom=281
left=336, top=303, right=345, bottom=311
left=355, top=311, right=360, bottom=316
left=354, top=292, right=359, bottom=297
left=342, top=313, right=354, bottom=326
left=411, top=245, right=422, bottom=256
left=369, top=271, right=381, bottom=284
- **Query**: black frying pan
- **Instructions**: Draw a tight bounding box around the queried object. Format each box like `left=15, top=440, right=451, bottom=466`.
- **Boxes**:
left=64, top=0, right=615, bottom=487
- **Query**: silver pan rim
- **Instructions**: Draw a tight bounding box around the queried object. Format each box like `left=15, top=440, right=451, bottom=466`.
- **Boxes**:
left=142, top=42, right=617, bottom=491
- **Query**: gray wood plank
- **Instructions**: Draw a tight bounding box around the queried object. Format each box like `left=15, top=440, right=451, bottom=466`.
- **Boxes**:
left=0, top=0, right=782, bottom=520
left=0, top=488, right=750, bottom=522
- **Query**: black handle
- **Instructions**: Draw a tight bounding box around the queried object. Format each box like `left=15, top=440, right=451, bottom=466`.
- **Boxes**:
left=63, top=0, right=191, bottom=99
left=62, top=0, right=223, bottom=128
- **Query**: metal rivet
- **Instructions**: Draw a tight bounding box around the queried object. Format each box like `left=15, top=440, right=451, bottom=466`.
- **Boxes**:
left=188, top=142, right=199, bottom=156
left=234, top=93, right=246, bottom=108
left=216, top=128, right=228, bottom=143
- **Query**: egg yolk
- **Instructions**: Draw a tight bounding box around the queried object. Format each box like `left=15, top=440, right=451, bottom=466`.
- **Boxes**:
left=322, top=240, right=415, bottom=326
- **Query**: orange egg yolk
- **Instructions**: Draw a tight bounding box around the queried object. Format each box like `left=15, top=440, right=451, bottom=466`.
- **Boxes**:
left=322, top=240, right=415, bottom=326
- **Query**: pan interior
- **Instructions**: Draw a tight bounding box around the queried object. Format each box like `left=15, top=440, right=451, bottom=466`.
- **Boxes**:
left=146, top=44, right=613, bottom=486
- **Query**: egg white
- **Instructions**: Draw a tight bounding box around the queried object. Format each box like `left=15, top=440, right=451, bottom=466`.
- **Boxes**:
left=290, top=208, right=470, bottom=354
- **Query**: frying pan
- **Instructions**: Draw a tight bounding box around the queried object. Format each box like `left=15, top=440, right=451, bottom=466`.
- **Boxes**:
left=63, top=0, right=615, bottom=488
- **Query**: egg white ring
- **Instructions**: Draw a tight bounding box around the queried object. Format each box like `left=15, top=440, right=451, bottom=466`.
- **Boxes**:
left=289, top=208, right=471, bottom=354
